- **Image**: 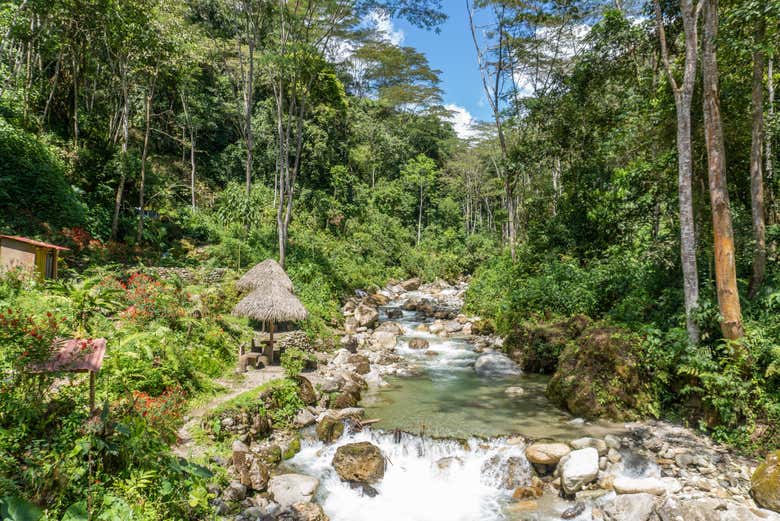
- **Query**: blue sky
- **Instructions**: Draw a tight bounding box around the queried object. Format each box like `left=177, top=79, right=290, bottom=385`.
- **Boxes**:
left=389, top=3, right=492, bottom=136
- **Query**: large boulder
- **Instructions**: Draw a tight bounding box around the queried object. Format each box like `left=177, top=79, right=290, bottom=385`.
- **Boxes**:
left=752, top=450, right=780, bottom=512
left=602, top=493, right=657, bottom=521
left=316, top=416, right=345, bottom=443
left=354, top=304, right=379, bottom=327
left=376, top=321, right=404, bottom=335
left=371, top=331, right=397, bottom=350
left=546, top=325, right=656, bottom=420
left=332, top=442, right=386, bottom=484
left=474, top=352, right=521, bottom=377
left=558, top=447, right=599, bottom=495
left=525, top=442, right=571, bottom=466
left=400, top=277, right=421, bottom=291
left=268, top=474, right=320, bottom=508
left=347, top=354, right=371, bottom=375
left=505, top=315, right=591, bottom=374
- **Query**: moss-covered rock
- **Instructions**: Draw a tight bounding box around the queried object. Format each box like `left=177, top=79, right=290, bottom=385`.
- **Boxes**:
left=546, top=324, right=654, bottom=420
left=505, top=315, right=591, bottom=373
left=752, top=451, right=780, bottom=512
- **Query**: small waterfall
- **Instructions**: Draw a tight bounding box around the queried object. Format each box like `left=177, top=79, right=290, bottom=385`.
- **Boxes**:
left=289, top=429, right=531, bottom=521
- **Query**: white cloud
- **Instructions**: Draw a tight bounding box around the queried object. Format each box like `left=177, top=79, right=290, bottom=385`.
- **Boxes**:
left=445, top=104, right=480, bottom=140
left=368, top=10, right=404, bottom=46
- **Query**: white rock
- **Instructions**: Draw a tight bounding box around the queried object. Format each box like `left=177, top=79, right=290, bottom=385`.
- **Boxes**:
left=603, top=492, right=657, bottom=521
left=293, top=408, right=316, bottom=428
left=559, top=447, right=600, bottom=495
left=570, top=437, right=608, bottom=456
left=612, top=476, right=673, bottom=496
left=474, top=353, right=521, bottom=377
left=267, top=474, right=319, bottom=508
left=504, top=386, right=525, bottom=397
left=371, top=331, right=397, bottom=349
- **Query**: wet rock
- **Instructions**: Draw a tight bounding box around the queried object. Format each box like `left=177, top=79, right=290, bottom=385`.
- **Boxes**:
left=349, top=481, right=379, bottom=498
left=658, top=496, right=780, bottom=521
left=436, top=456, right=464, bottom=471
left=444, top=321, right=463, bottom=333
left=386, top=308, right=403, bottom=319
left=268, top=474, right=319, bottom=508
left=482, top=455, right=531, bottom=489
left=603, top=492, right=656, bottom=521
left=408, top=338, right=430, bottom=350
left=474, top=352, right=521, bottom=377
left=559, top=447, right=599, bottom=495
left=525, top=442, right=572, bottom=466
left=604, top=435, right=621, bottom=450
left=505, top=386, right=525, bottom=397
left=316, top=416, right=344, bottom=443
left=753, top=451, right=780, bottom=512
left=332, top=442, right=386, bottom=484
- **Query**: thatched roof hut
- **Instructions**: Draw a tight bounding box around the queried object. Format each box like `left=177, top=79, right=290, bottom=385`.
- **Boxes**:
left=236, top=259, right=294, bottom=293
left=232, top=283, right=308, bottom=323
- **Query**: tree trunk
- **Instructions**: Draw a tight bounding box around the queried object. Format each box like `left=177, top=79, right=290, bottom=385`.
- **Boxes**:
left=111, top=66, right=130, bottom=241
left=137, top=75, right=156, bottom=245
left=245, top=39, right=255, bottom=195
left=654, top=0, right=702, bottom=344
left=417, top=181, right=423, bottom=246
left=767, top=55, right=775, bottom=225
left=702, top=0, right=743, bottom=340
left=748, top=20, right=766, bottom=299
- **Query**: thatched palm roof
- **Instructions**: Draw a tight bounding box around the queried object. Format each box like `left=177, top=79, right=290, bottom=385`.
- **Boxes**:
left=232, top=283, right=308, bottom=322
left=236, top=259, right=293, bottom=293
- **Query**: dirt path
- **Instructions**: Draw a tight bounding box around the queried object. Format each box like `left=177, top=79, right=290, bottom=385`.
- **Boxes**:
left=173, top=366, right=285, bottom=459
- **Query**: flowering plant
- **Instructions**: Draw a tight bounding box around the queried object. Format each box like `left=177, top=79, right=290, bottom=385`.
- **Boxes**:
left=131, top=386, right=186, bottom=443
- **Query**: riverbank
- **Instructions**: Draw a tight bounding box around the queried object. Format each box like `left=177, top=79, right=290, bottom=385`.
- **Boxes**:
left=195, top=280, right=780, bottom=521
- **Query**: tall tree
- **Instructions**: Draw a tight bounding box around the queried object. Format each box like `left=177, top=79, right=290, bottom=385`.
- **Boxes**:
left=702, top=0, right=743, bottom=340
left=748, top=18, right=766, bottom=298
left=653, top=0, right=702, bottom=344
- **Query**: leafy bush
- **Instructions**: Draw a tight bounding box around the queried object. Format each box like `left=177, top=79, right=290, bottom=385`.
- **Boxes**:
left=280, top=347, right=312, bottom=378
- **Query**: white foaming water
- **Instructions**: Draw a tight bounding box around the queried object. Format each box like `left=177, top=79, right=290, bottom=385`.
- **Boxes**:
left=288, top=429, right=528, bottom=521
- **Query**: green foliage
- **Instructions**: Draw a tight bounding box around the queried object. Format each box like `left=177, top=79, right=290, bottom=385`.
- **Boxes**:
left=0, top=118, right=86, bottom=233
left=280, top=347, right=311, bottom=378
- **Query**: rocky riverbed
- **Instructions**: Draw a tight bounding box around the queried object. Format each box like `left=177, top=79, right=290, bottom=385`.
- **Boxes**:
left=205, top=279, right=780, bottom=521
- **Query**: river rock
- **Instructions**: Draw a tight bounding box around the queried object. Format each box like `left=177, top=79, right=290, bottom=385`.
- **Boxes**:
left=752, top=450, right=780, bottom=512
left=603, top=492, right=656, bottom=521
left=604, top=434, right=621, bottom=450
left=658, top=496, right=780, bottom=521
left=295, top=376, right=318, bottom=405
left=570, top=437, right=608, bottom=456
left=444, top=320, right=462, bottom=333
left=332, top=442, right=386, bottom=484
left=344, top=316, right=359, bottom=334
left=316, top=416, right=344, bottom=443
left=294, top=408, right=316, bottom=428
left=483, top=455, right=531, bottom=489
left=400, top=277, right=421, bottom=291
left=408, top=338, right=430, bottom=350
left=525, top=442, right=571, bottom=465
left=505, top=386, right=525, bottom=397
left=277, top=503, right=329, bottom=521
left=268, top=474, right=319, bottom=508
left=347, top=354, right=371, bottom=375
left=612, top=476, right=669, bottom=495
left=385, top=308, right=403, bottom=319
left=376, top=321, right=403, bottom=335
left=354, top=304, right=379, bottom=327
left=371, top=331, right=397, bottom=350
left=474, top=352, right=521, bottom=377
left=223, top=481, right=247, bottom=502
left=559, top=447, right=599, bottom=495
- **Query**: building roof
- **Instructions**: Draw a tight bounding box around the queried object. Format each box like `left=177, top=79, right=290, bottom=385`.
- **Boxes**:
left=0, top=235, right=70, bottom=251
left=236, top=259, right=293, bottom=293
left=233, top=284, right=308, bottom=323
left=30, top=338, right=107, bottom=373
